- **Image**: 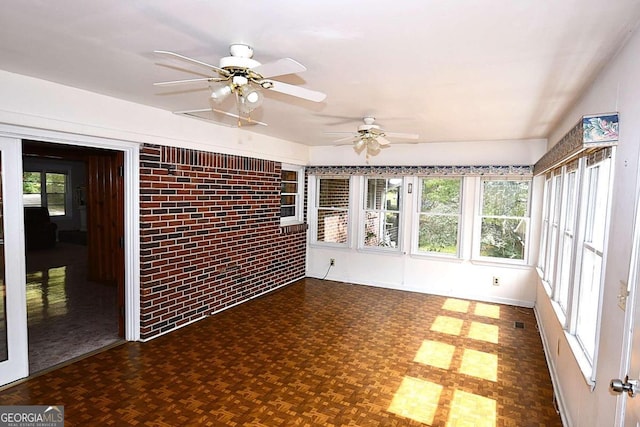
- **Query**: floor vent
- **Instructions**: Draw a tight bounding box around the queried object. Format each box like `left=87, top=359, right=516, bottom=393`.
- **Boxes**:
left=514, top=321, right=525, bottom=329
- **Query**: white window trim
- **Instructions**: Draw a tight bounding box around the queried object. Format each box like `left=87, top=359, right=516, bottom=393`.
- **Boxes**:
left=537, top=149, right=615, bottom=387
left=23, top=168, right=72, bottom=219
left=308, top=175, right=352, bottom=248
left=358, top=176, right=404, bottom=253
left=411, top=176, right=464, bottom=259
left=280, top=163, right=304, bottom=226
left=472, top=177, right=532, bottom=266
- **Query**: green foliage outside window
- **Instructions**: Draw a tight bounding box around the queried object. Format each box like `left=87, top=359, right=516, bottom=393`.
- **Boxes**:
left=23, top=172, right=41, bottom=194
left=22, top=171, right=67, bottom=215
left=418, top=178, right=461, bottom=254
left=480, top=180, right=530, bottom=260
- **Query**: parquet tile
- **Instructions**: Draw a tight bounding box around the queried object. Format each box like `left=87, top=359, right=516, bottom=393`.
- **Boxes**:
left=0, top=278, right=562, bottom=426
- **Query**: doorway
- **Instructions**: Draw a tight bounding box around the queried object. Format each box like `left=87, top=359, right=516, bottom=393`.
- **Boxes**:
left=22, top=140, right=125, bottom=373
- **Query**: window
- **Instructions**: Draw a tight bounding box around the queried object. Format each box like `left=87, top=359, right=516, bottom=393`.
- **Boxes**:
left=575, top=153, right=611, bottom=363
left=314, top=177, right=350, bottom=244
left=537, top=147, right=614, bottom=378
left=545, top=173, right=563, bottom=287
left=538, top=176, right=552, bottom=277
left=416, top=177, right=462, bottom=255
left=478, top=179, right=530, bottom=261
left=280, top=165, right=304, bottom=225
left=363, top=177, right=402, bottom=249
left=22, top=171, right=68, bottom=216
left=556, top=164, right=579, bottom=314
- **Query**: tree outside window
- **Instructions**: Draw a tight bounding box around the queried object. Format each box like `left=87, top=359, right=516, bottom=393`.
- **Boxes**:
left=22, top=171, right=67, bottom=216
left=418, top=177, right=461, bottom=255
left=22, top=172, right=42, bottom=207
left=479, top=180, right=530, bottom=260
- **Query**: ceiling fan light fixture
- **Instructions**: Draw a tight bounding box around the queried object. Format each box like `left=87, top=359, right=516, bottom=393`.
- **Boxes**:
left=210, top=83, right=232, bottom=104
left=238, top=84, right=264, bottom=114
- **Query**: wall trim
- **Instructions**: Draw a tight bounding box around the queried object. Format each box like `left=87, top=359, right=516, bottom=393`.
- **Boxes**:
left=534, top=303, right=570, bottom=426
left=307, top=164, right=533, bottom=177
left=309, top=276, right=536, bottom=308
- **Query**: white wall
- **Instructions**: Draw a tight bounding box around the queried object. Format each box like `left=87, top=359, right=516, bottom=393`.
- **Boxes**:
left=535, top=27, right=640, bottom=426
left=0, top=70, right=309, bottom=165
left=307, top=140, right=547, bottom=307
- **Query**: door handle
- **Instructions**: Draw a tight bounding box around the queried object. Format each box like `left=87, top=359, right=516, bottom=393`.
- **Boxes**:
left=611, top=376, right=639, bottom=397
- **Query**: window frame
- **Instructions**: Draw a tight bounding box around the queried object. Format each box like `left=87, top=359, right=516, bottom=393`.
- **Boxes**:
left=412, top=176, right=463, bottom=258
left=310, top=175, right=352, bottom=247
left=554, top=163, right=580, bottom=319
left=280, top=164, right=304, bottom=226
left=538, top=175, right=552, bottom=289
left=571, top=154, right=612, bottom=368
left=473, top=177, right=532, bottom=265
left=537, top=147, right=615, bottom=385
left=359, top=176, right=404, bottom=252
left=22, top=169, right=70, bottom=218
left=544, top=172, right=563, bottom=292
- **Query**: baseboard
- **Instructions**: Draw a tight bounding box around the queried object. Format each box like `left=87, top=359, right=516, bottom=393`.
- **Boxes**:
left=311, top=274, right=535, bottom=308
left=534, top=305, right=570, bottom=426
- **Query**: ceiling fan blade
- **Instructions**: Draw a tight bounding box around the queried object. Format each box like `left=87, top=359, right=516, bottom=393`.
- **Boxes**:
left=332, top=134, right=359, bottom=144
left=154, top=50, right=229, bottom=76
left=266, top=80, right=327, bottom=102
left=251, top=58, right=306, bottom=78
left=376, top=136, right=392, bottom=146
left=324, top=131, right=356, bottom=136
left=211, top=109, right=268, bottom=127
left=154, top=77, right=226, bottom=86
left=173, top=108, right=267, bottom=127
left=384, top=131, right=419, bottom=140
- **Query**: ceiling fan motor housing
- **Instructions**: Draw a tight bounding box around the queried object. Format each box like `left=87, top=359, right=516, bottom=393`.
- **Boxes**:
left=220, top=56, right=260, bottom=70
left=220, top=44, right=260, bottom=70
left=358, top=124, right=383, bottom=134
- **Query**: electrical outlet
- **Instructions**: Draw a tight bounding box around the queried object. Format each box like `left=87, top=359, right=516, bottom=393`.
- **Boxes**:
left=330, top=258, right=335, bottom=266
left=492, top=276, right=500, bottom=286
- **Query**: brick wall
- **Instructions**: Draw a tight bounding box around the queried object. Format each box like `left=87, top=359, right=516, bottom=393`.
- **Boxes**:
left=139, top=144, right=307, bottom=339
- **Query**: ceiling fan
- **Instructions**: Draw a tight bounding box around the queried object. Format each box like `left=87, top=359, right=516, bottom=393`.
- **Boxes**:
left=326, top=117, right=419, bottom=159
left=154, top=44, right=327, bottom=126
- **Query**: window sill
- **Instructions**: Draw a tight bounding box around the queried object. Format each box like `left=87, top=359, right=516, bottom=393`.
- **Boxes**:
left=469, top=258, right=532, bottom=270
left=309, top=241, right=350, bottom=249
left=280, top=218, right=304, bottom=227
left=409, top=252, right=464, bottom=263
left=357, top=246, right=403, bottom=256
left=280, top=223, right=308, bottom=235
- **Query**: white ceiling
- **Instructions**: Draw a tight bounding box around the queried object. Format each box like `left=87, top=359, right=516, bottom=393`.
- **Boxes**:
left=1, top=1, right=639, bottom=147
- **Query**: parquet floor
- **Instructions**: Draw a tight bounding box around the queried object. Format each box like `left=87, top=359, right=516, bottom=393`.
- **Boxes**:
left=0, top=278, right=562, bottom=426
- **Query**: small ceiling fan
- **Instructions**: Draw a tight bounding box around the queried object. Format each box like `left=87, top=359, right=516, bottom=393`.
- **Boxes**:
left=326, top=117, right=419, bottom=159
left=154, top=44, right=326, bottom=126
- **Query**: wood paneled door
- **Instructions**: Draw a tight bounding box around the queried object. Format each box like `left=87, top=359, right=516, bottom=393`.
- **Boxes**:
left=86, top=151, right=125, bottom=337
